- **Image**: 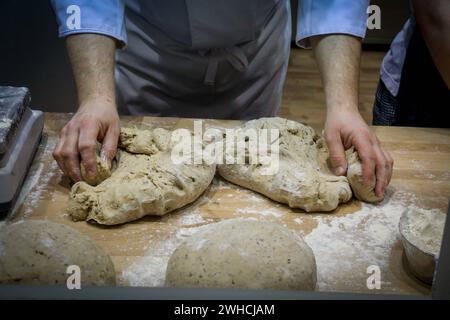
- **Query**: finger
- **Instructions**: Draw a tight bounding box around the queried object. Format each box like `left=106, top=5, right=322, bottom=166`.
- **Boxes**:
left=325, top=132, right=348, bottom=175
left=353, top=137, right=376, bottom=186
left=53, top=131, right=67, bottom=174
left=100, top=124, right=120, bottom=167
left=373, top=145, right=388, bottom=197
left=78, top=122, right=99, bottom=179
left=59, top=126, right=81, bottom=182
left=383, top=149, right=394, bottom=186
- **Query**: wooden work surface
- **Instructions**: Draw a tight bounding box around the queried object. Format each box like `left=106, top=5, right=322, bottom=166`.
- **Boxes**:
left=8, top=113, right=450, bottom=296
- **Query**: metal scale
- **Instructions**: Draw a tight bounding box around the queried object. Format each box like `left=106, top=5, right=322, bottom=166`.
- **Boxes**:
left=0, top=86, right=44, bottom=218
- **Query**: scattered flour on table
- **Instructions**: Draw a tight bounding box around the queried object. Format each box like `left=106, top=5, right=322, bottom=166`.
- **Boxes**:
left=304, top=190, right=419, bottom=291
left=121, top=204, right=213, bottom=286
left=176, top=209, right=206, bottom=226
left=235, top=207, right=284, bottom=218
left=120, top=187, right=435, bottom=290
left=10, top=136, right=59, bottom=218
left=120, top=225, right=206, bottom=287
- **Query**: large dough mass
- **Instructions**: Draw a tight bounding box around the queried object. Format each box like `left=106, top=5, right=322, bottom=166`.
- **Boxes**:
left=165, top=219, right=317, bottom=290
left=0, top=220, right=115, bottom=285
left=68, top=127, right=216, bottom=225
left=218, top=117, right=382, bottom=211
left=218, top=118, right=352, bottom=211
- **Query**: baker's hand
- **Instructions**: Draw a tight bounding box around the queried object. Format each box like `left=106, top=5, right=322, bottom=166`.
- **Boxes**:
left=53, top=99, right=120, bottom=182
left=324, top=109, right=394, bottom=198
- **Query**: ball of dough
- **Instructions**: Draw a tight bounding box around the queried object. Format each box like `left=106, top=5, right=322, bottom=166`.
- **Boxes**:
left=0, top=220, right=116, bottom=286
left=165, top=219, right=317, bottom=290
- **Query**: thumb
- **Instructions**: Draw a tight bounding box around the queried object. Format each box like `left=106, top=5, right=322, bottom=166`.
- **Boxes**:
left=101, top=125, right=120, bottom=168
left=326, top=133, right=348, bottom=176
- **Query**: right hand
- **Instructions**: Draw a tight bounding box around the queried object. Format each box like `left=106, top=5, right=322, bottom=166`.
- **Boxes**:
left=53, top=99, right=120, bottom=182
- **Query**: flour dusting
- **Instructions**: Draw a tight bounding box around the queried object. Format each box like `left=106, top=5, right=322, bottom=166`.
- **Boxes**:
left=235, top=207, right=284, bottom=218
left=119, top=186, right=442, bottom=291
left=10, top=136, right=58, bottom=218
left=402, top=206, right=445, bottom=255
left=120, top=225, right=205, bottom=287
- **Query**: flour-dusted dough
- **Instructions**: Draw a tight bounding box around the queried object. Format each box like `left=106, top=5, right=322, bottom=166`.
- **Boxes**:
left=68, top=127, right=216, bottom=225
left=165, top=219, right=317, bottom=290
left=0, top=220, right=115, bottom=285
left=218, top=117, right=352, bottom=212
left=346, top=148, right=383, bottom=203
left=80, top=154, right=112, bottom=186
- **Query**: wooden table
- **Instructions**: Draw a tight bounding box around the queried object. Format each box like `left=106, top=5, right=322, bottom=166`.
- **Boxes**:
left=7, top=113, right=450, bottom=296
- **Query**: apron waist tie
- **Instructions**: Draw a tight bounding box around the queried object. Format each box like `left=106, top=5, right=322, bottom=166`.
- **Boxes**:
left=200, top=47, right=249, bottom=86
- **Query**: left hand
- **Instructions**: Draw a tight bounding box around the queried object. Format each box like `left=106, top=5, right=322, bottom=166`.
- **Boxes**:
left=324, top=109, right=394, bottom=198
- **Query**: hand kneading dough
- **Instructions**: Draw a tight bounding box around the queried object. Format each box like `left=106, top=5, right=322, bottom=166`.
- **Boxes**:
left=346, top=148, right=384, bottom=203
left=165, top=219, right=317, bottom=290
left=80, top=154, right=112, bottom=186
left=218, top=117, right=352, bottom=212
left=0, top=220, right=115, bottom=285
left=68, top=127, right=216, bottom=225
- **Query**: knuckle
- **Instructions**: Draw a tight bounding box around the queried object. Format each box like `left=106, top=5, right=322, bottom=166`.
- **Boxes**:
left=78, top=141, right=96, bottom=153
left=79, top=115, right=94, bottom=127
left=82, top=159, right=97, bottom=168
left=60, top=149, right=75, bottom=159
left=356, top=128, right=370, bottom=137
left=359, top=153, right=373, bottom=163
left=387, top=157, right=394, bottom=166
left=52, top=150, right=61, bottom=161
left=329, top=154, right=345, bottom=160
left=65, top=121, right=78, bottom=131
left=377, top=158, right=387, bottom=169
left=59, top=127, right=68, bottom=138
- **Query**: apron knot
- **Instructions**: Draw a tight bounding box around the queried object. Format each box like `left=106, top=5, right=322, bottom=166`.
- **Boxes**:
left=200, top=47, right=249, bottom=86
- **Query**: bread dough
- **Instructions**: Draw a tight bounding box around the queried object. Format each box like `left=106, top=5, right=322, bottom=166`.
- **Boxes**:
left=80, top=154, right=112, bottom=186
left=68, top=127, right=216, bottom=225
left=0, top=220, right=115, bottom=285
left=346, top=148, right=383, bottom=203
left=119, top=127, right=171, bottom=155
left=402, top=207, right=446, bottom=255
left=218, top=117, right=352, bottom=212
left=165, top=219, right=317, bottom=290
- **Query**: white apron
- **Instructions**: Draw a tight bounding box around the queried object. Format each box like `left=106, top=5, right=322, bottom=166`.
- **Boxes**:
left=116, top=0, right=291, bottom=119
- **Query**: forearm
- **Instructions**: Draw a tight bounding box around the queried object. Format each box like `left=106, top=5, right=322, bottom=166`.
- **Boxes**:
left=66, top=34, right=117, bottom=108
left=311, top=35, right=362, bottom=116
left=413, top=0, right=450, bottom=89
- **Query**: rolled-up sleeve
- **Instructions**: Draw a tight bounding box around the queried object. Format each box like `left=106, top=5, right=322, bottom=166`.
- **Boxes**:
left=50, top=0, right=127, bottom=47
left=296, top=0, right=369, bottom=48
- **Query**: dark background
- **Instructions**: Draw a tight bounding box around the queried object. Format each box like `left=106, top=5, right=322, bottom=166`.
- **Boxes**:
left=0, top=0, right=410, bottom=113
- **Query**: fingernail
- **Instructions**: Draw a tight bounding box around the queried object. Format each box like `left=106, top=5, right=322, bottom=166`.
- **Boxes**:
left=334, top=166, right=345, bottom=175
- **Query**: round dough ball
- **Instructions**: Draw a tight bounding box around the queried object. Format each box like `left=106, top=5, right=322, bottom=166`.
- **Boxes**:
left=165, top=219, right=316, bottom=290
left=0, top=220, right=116, bottom=286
